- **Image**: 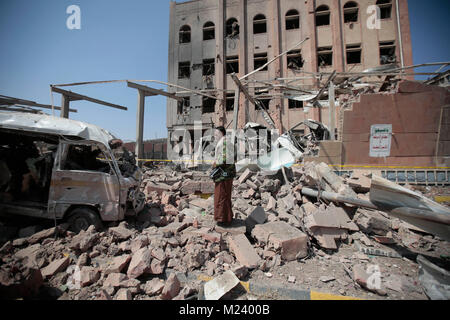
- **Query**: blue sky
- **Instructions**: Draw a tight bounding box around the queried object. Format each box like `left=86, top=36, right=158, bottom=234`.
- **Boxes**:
left=0, top=0, right=449, bottom=141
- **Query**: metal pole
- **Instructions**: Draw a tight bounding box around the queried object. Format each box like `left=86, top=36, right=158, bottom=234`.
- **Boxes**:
left=395, top=0, right=404, bottom=68
left=60, top=94, right=70, bottom=118
left=136, top=89, right=145, bottom=166
left=328, top=81, right=336, bottom=140
left=232, top=87, right=240, bottom=132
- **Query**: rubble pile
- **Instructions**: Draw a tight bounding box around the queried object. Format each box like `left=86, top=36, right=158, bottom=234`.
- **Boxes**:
left=0, top=163, right=449, bottom=300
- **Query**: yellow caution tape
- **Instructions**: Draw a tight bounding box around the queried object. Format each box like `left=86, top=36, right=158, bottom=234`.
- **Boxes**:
left=434, top=196, right=450, bottom=203
left=310, top=291, right=361, bottom=300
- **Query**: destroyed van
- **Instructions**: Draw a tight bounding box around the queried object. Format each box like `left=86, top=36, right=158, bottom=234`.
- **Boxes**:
left=0, top=112, right=145, bottom=232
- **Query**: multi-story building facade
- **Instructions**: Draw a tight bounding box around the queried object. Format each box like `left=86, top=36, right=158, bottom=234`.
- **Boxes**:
left=166, top=0, right=413, bottom=159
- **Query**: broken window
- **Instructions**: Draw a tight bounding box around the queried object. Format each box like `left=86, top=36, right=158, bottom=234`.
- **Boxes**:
left=254, top=52, right=268, bottom=71
left=63, top=144, right=110, bottom=173
left=226, top=18, right=239, bottom=37
left=256, top=99, right=271, bottom=110
left=202, top=59, right=215, bottom=76
left=254, top=87, right=270, bottom=110
left=379, top=41, right=396, bottom=65
left=287, top=50, right=304, bottom=70
left=376, top=0, right=392, bottom=19
left=343, top=1, right=358, bottom=23
left=253, top=14, right=267, bottom=34
left=178, top=61, right=191, bottom=79
left=203, top=21, right=215, bottom=40
left=346, top=44, right=361, bottom=64
left=226, top=93, right=235, bottom=111
left=226, top=56, right=239, bottom=74
left=285, top=9, right=300, bottom=30
left=315, top=5, right=330, bottom=26
left=0, top=131, right=57, bottom=203
left=317, top=47, right=333, bottom=67
left=179, top=25, right=191, bottom=44
left=177, top=96, right=190, bottom=114
left=202, top=97, right=215, bottom=114
left=288, top=99, right=303, bottom=109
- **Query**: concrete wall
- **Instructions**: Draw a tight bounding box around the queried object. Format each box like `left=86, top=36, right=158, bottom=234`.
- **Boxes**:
left=124, top=139, right=168, bottom=160
left=341, top=81, right=450, bottom=167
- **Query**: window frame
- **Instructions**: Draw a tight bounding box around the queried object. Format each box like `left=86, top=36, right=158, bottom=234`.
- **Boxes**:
left=253, top=14, right=267, bottom=34
left=203, top=21, right=215, bottom=41
left=315, top=5, right=331, bottom=27
left=285, top=9, right=300, bottom=30
left=343, top=1, right=359, bottom=23
left=179, top=25, right=191, bottom=44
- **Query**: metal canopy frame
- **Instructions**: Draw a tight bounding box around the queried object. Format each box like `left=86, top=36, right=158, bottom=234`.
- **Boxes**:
left=50, top=86, right=127, bottom=118
left=126, top=81, right=182, bottom=164
left=0, top=95, right=77, bottom=113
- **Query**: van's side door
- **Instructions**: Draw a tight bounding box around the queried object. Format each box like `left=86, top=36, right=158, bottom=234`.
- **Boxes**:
left=48, top=140, right=123, bottom=221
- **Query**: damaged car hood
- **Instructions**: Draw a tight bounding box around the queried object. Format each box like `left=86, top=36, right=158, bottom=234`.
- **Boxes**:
left=0, top=111, right=116, bottom=146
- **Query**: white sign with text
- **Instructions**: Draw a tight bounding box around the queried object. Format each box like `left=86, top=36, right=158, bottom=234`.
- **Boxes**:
left=370, top=124, right=392, bottom=157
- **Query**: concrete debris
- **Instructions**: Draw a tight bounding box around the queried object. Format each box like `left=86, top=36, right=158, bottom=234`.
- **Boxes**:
left=115, top=288, right=132, bottom=300
left=304, top=203, right=358, bottom=249
left=252, top=221, right=308, bottom=261
left=354, top=209, right=392, bottom=236
left=127, top=247, right=152, bottom=279
left=161, top=273, right=181, bottom=300
left=227, top=234, right=261, bottom=269
left=0, top=164, right=447, bottom=300
left=144, top=278, right=165, bottom=296
left=319, top=275, right=335, bottom=283
left=41, top=256, right=70, bottom=279
left=204, top=270, right=240, bottom=300
left=105, top=254, right=131, bottom=274
left=238, top=168, right=254, bottom=184
left=79, top=266, right=100, bottom=287
left=347, top=170, right=371, bottom=193
left=103, top=273, right=128, bottom=288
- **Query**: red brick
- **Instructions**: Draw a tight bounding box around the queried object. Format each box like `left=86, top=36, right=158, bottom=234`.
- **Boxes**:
left=40, top=256, right=70, bottom=279
left=105, top=254, right=131, bottom=274
left=127, top=247, right=152, bottom=279
left=145, top=181, right=172, bottom=195
left=227, top=234, right=261, bottom=269
left=252, top=221, right=308, bottom=261
left=161, top=273, right=180, bottom=300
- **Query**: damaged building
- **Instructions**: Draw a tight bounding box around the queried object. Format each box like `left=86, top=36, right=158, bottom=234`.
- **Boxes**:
left=0, top=0, right=449, bottom=303
left=166, top=0, right=413, bottom=158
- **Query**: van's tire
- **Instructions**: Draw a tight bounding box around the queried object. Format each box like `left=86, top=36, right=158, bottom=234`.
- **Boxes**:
left=66, top=207, right=103, bottom=234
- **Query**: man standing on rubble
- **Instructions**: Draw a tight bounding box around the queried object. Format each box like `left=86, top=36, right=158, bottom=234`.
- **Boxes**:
left=212, top=126, right=236, bottom=226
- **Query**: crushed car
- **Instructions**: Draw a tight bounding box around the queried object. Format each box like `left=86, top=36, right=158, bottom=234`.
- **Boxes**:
left=0, top=111, right=145, bottom=232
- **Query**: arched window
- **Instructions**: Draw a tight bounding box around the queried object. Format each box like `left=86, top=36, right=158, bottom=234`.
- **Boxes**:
left=203, top=21, right=215, bottom=40
left=285, top=9, right=300, bottom=30
left=343, top=1, right=358, bottom=23
left=315, top=5, right=330, bottom=26
left=226, top=18, right=239, bottom=37
left=179, top=25, right=191, bottom=44
left=253, top=14, right=267, bottom=34
left=376, top=0, right=392, bottom=19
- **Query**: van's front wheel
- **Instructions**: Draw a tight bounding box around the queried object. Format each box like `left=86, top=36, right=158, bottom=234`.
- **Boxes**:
left=67, top=207, right=103, bottom=234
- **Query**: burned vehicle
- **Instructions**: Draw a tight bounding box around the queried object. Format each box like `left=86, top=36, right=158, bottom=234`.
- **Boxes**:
left=0, top=112, right=145, bottom=232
